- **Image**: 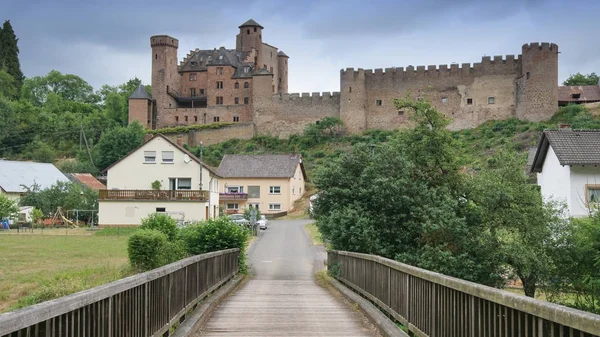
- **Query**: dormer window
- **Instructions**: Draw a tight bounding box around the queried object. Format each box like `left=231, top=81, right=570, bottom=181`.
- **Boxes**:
left=191, top=61, right=198, bottom=66
left=572, top=93, right=581, bottom=99
left=244, top=66, right=250, bottom=73
left=219, top=55, right=223, bottom=60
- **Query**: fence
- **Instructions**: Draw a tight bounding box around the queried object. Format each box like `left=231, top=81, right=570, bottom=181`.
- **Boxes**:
left=99, top=190, right=209, bottom=202
left=0, top=249, right=239, bottom=337
left=328, top=250, right=600, bottom=337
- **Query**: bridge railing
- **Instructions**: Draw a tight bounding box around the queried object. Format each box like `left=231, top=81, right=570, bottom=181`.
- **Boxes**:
left=329, top=250, right=600, bottom=337
left=0, top=249, right=239, bottom=337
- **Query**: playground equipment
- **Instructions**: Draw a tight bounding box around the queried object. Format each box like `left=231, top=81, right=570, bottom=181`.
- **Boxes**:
left=50, top=207, right=77, bottom=228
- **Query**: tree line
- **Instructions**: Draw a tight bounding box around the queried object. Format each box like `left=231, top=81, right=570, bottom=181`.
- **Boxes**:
left=313, top=98, right=600, bottom=313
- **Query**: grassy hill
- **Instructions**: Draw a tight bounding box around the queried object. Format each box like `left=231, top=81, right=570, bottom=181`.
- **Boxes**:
left=186, top=104, right=600, bottom=178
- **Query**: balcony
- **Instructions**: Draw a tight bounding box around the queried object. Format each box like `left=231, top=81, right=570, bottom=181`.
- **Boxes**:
left=99, top=190, right=209, bottom=202
left=219, top=193, right=248, bottom=200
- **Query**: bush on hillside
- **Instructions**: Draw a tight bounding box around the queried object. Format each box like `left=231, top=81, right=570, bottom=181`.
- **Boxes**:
left=140, top=213, right=178, bottom=240
left=180, top=217, right=249, bottom=273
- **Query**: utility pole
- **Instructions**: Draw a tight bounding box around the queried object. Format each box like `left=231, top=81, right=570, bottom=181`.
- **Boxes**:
left=81, top=125, right=95, bottom=168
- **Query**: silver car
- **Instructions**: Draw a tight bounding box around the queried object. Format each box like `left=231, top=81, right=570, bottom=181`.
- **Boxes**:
left=257, top=215, right=268, bottom=230
left=228, top=214, right=249, bottom=227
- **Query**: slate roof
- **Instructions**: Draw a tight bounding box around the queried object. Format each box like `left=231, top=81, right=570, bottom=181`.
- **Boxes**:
left=217, top=154, right=307, bottom=180
left=558, top=85, right=600, bottom=103
left=531, top=129, right=600, bottom=172
left=0, top=160, right=69, bottom=193
left=129, top=84, right=152, bottom=100
left=277, top=51, right=289, bottom=58
left=239, top=19, right=263, bottom=29
left=179, top=47, right=255, bottom=79
left=66, top=173, right=106, bottom=190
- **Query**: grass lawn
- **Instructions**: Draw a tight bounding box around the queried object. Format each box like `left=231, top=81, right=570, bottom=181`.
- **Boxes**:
left=0, top=233, right=131, bottom=313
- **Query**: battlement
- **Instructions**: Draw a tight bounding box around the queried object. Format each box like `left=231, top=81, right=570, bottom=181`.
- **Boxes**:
left=151, top=35, right=179, bottom=48
left=522, top=42, right=558, bottom=51
left=273, top=92, right=341, bottom=101
left=341, top=54, right=522, bottom=81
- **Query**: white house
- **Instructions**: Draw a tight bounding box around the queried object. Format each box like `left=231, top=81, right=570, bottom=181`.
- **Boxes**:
left=0, top=160, right=69, bottom=202
left=98, top=134, right=221, bottom=226
left=531, top=129, right=600, bottom=217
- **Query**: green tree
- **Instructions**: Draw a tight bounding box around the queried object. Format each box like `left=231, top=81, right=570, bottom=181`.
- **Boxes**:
left=0, top=193, right=19, bottom=220
left=0, top=69, right=17, bottom=99
left=21, top=70, right=98, bottom=106
left=563, top=72, right=599, bottom=86
left=0, top=20, right=24, bottom=93
left=93, top=122, right=145, bottom=171
left=19, top=182, right=98, bottom=222
left=21, top=137, right=56, bottom=163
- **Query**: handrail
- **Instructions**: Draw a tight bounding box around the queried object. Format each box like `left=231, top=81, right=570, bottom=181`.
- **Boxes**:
left=329, top=250, right=600, bottom=337
left=1, top=248, right=239, bottom=337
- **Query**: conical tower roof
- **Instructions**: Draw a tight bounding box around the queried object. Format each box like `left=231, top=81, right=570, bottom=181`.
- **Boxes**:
left=129, top=84, right=152, bottom=100
left=239, top=19, right=264, bottom=29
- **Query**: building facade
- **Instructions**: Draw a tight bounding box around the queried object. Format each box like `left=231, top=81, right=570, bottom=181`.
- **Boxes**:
left=130, top=19, right=562, bottom=138
left=98, top=135, right=220, bottom=226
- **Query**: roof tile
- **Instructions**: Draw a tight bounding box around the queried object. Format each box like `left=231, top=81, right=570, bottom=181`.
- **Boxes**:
left=217, top=154, right=303, bottom=178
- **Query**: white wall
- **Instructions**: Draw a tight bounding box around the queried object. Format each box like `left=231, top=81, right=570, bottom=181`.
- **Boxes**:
left=570, top=166, right=600, bottom=217
left=537, top=147, right=571, bottom=210
left=107, top=137, right=203, bottom=190
left=220, top=177, right=291, bottom=213
left=99, top=201, right=209, bottom=226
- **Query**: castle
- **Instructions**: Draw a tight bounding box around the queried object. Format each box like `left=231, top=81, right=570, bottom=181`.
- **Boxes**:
left=129, top=19, right=560, bottom=137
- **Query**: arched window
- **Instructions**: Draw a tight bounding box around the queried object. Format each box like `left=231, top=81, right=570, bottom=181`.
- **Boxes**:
left=247, top=29, right=250, bottom=35
left=244, top=82, right=249, bottom=88
left=235, top=82, right=239, bottom=89
left=244, top=97, right=249, bottom=104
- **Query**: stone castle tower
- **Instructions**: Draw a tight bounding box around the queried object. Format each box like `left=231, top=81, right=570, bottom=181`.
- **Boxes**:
left=130, top=21, right=560, bottom=139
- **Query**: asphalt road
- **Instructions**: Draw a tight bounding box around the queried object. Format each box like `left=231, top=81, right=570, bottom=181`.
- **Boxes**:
left=197, top=220, right=380, bottom=337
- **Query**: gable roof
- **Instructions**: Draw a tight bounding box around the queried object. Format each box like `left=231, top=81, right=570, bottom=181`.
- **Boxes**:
left=65, top=173, right=106, bottom=190
left=0, top=160, right=69, bottom=193
left=179, top=47, right=255, bottom=79
left=129, top=84, right=152, bottom=100
left=102, top=134, right=220, bottom=177
left=217, top=154, right=307, bottom=180
left=531, top=129, right=600, bottom=172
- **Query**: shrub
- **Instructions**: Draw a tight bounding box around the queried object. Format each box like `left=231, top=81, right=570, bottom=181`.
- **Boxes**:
left=180, top=217, right=249, bottom=273
left=140, top=213, right=178, bottom=240
left=163, top=240, right=188, bottom=264
left=128, top=229, right=168, bottom=271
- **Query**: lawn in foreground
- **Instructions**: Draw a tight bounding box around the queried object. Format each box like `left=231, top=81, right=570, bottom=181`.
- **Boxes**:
left=0, top=234, right=131, bottom=313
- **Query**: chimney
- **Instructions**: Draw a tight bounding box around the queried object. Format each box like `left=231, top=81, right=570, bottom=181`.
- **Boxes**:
left=145, top=134, right=153, bottom=142
left=558, top=124, right=572, bottom=130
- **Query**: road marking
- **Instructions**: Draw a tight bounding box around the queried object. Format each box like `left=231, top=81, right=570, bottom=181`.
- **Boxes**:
left=261, top=260, right=272, bottom=263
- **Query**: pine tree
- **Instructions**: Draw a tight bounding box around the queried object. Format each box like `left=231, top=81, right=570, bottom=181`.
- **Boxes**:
left=0, top=20, right=24, bottom=94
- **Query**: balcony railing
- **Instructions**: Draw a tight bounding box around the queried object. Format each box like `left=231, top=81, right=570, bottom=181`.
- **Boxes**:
left=99, top=189, right=209, bottom=201
left=219, top=192, right=248, bottom=200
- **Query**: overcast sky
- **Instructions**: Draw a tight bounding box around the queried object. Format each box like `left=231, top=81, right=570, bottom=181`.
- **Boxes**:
left=4, top=0, right=599, bottom=93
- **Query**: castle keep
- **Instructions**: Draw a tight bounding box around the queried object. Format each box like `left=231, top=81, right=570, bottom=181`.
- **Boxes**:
left=130, top=19, right=559, bottom=137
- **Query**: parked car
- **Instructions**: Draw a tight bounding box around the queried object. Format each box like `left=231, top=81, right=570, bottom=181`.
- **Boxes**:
left=257, top=215, right=268, bottom=230
left=309, top=193, right=319, bottom=218
left=228, top=214, right=249, bottom=227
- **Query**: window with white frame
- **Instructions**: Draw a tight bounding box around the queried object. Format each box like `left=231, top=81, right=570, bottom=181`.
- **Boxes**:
left=248, top=186, right=260, bottom=198
left=144, top=151, right=156, bottom=163
left=269, top=186, right=281, bottom=194
left=269, top=203, right=281, bottom=211
left=227, top=203, right=239, bottom=210
left=227, top=186, right=243, bottom=193
left=170, top=178, right=192, bottom=190
left=162, top=151, right=174, bottom=163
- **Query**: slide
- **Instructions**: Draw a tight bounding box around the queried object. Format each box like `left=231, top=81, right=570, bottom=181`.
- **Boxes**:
left=61, top=216, right=78, bottom=228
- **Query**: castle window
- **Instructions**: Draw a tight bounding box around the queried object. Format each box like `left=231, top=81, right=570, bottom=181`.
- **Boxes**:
left=175, top=116, right=179, bottom=122
left=200, top=89, right=205, bottom=95
left=233, top=116, right=240, bottom=122
left=235, top=82, right=239, bottom=89
left=219, top=55, right=223, bottom=60
left=235, top=97, right=239, bottom=104
left=279, top=78, right=281, bottom=84
left=184, top=116, right=188, bottom=122
left=349, top=87, right=352, bottom=93
left=376, top=100, right=382, bottom=106
left=216, top=81, right=223, bottom=89
left=259, top=35, right=262, bottom=39
left=244, top=97, right=249, bottom=104
left=214, top=116, right=220, bottom=122
left=442, top=97, right=448, bottom=103
left=526, top=72, right=530, bottom=79
left=189, top=73, right=196, bottom=81
left=155, top=54, right=157, bottom=60
left=244, top=82, right=249, bottom=88
left=216, top=67, right=223, bottom=75
left=398, top=110, right=405, bottom=116
left=488, top=97, right=495, bottom=104
left=244, top=67, right=250, bottom=73
left=216, top=96, right=223, bottom=105
left=572, top=93, right=581, bottom=99
left=254, top=27, right=257, bottom=32
left=467, top=98, right=473, bottom=105
left=191, top=61, right=198, bottom=66
left=247, top=29, right=250, bottom=35
left=190, top=88, right=196, bottom=97
left=194, top=116, right=198, bottom=122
